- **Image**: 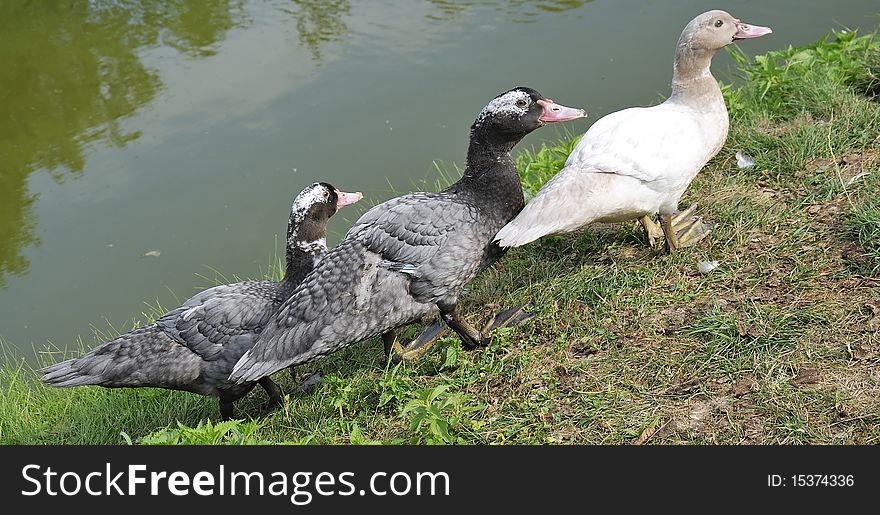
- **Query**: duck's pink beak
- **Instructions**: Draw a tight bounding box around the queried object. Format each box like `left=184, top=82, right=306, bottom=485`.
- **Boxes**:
left=733, top=20, right=772, bottom=41
left=537, top=99, right=587, bottom=123
left=335, top=190, right=363, bottom=208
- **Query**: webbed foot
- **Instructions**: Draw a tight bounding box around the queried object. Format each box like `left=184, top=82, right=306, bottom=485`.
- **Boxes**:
left=384, top=319, right=448, bottom=362
left=639, top=215, right=665, bottom=248
left=663, top=204, right=713, bottom=252
left=481, top=304, right=536, bottom=335
left=442, top=304, right=536, bottom=350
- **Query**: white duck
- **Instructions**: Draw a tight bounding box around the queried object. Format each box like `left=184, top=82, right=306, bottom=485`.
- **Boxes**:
left=495, top=10, right=771, bottom=251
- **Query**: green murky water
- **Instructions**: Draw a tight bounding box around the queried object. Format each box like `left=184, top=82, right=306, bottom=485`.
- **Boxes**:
left=1, top=0, right=877, bottom=362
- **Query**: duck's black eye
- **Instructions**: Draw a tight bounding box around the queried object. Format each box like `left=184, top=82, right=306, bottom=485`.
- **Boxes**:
left=515, top=99, right=528, bottom=108
left=714, top=19, right=723, bottom=28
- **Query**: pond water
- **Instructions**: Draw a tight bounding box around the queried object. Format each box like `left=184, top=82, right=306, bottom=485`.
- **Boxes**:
left=1, top=0, right=877, bottom=363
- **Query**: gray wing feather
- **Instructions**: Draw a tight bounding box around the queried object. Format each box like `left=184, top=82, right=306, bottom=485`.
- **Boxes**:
left=157, top=281, right=277, bottom=361
left=347, top=192, right=484, bottom=302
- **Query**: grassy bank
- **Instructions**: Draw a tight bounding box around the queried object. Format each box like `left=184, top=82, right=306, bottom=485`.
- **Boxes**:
left=2, top=28, right=879, bottom=444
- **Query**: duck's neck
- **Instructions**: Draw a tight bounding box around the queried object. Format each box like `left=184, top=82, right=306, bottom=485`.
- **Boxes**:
left=281, top=220, right=326, bottom=291
left=669, top=43, right=723, bottom=107
left=284, top=245, right=323, bottom=286
left=464, top=128, right=518, bottom=170
left=448, top=127, right=525, bottom=218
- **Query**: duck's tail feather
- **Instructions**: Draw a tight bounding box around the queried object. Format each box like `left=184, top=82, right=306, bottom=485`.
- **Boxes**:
left=40, top=359, right=104, bottom=387
left=494, top=221, right=559, bottom=248
left=228, top=349, right=292, bottom=384
left=40, top=326, right=200, bottom=389
left=496, top=163, right=626, bottom=247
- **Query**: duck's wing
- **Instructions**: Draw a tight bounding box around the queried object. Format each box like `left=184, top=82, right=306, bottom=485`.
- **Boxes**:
left=156, top=281, right=280, bottom=361
left=346, top=193, right=454, bottom=263
left=494, top=166, right=638, bottom=247
left=565, top=105, right=707, bottom=183
left=346, top=192, right=484, bottom=299
left=230, top=193, right=484, bottom=383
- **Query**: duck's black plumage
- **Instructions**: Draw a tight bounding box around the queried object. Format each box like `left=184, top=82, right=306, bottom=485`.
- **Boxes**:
left=40, top=182, right=360, bottom=419
left=230, top=87, right=585, bottom=382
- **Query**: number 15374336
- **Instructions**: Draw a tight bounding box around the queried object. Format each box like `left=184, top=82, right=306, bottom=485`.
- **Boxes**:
left=768, top=474, right=854, bottom=487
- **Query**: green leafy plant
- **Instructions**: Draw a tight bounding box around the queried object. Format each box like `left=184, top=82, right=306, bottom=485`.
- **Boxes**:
left=401, top=385, right=475, bottom=444
left=347, top=421, right=391, bottom=445
left=134, top=419, right=270, bottom=445
left=515, top=132, right=581, bottom=195
left=441, top=343, right=460, bottom=370
left=376, top=362, right=411, bottom=409
left=322, top=373, right=353, bottom=417
left=728, top=30, right=877, bottom=118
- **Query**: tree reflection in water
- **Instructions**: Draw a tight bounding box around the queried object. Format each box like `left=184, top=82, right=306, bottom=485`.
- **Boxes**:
left=0, top=1, right=242, bottom=286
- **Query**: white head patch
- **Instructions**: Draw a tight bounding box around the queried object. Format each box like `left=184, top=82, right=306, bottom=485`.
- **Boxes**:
left=475, top=90, right=531, bottom=126
left=290, top=182, right=331, bottom=223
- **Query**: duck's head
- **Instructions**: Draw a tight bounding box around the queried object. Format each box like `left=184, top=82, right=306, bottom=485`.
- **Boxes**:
left=681, top=10, right=772, bottom=53
left=471, top=87, right=586, bottom=143
left=288, top=182, right=362, bottom=250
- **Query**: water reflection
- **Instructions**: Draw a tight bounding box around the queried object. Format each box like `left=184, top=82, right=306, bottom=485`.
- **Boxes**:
left=284, top=0, right=352, bottom=61
left=147, top=1, right=246, bottom=57
left=0, top=177, right=35, bottom=288
left=278, top=0, right=591, bottom=59
left=427, top=0, right=592, bottom=22
left=0, top=1, right=241, bottom=286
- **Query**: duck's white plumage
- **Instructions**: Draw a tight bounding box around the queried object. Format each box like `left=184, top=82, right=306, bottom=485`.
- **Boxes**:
left=495, top=101, right=728, bottom=247
left=495, top=9, right=771, bottom=248
left=496, top=99, right=727, bottom=246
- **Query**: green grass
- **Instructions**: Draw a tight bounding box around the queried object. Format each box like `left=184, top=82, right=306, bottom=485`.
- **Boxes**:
left=845, top=197, right=880, bottom=275
left=2, top=27, right=880, bottom=445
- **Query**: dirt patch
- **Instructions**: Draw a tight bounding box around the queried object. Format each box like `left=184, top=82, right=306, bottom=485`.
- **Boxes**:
left=742, top=416, right=768, bottom=443
left=849, top=303, right=880, bottom=359
left=850, top=341, right=876, bottom=360
left=839, top=241, right=872, bottom=271
left=803, top=150, right=880, bottom=186
left=651, top=304, right=694, bottom=335
left=735, top=319, right=766, bottom=340
left=791, top=365, right=821, bottom=386
left=553, top=364, right=581, bottom=389
left=659, top=396, right=735, bottom=440
left=732, top=377, right=757, bottom=397
left=866, top=301, right=880, bottom=332
left=612, top=240, right=658, bottom=263
left=807, top=198, right=849, bottom=229
left=755, top=182, right=807, bottom=203
left=569, top=340, right=599, bottom=359
left=666, top=377, right=700, bottom=395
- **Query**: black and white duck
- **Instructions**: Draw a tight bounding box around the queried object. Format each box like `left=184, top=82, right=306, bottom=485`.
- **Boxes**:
left=40, top=182, right=362, bottom=419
